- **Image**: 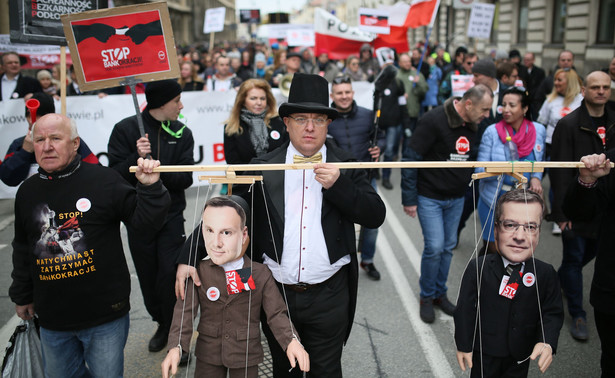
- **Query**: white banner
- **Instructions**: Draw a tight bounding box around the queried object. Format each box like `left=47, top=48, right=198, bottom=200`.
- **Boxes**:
left=0, top=83, right=376, bottom=199
left=286, top=29, right=315, bottom=47
left=315, top=8, right=375, bottom=42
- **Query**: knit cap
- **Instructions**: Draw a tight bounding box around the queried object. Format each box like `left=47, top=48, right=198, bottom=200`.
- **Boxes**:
left=145, top=80, right=182, bottom=109
left=472, top=58, right=497, bottom=78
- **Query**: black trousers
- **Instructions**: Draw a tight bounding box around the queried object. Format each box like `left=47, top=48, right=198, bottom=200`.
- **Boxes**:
left=126, top=213, right=185, bottom=328
left=595, top=309, right=615, bottom=378
left=471, top=353, right=530, bottom=378
left=262, top=266, right=349, bottom=378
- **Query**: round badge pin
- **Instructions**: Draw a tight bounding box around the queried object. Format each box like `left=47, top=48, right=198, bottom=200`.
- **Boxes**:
left=270, top=130, right=281, bottom=140
left=384, top=88, right=391, bottom=96
left=76, top=198, right=91, bottom=212
left=523, top=272, right=535, bottom=287
left=207, top=287, right=220, bottom=301
left=497, top=105, right=503, bottom=114
left=408, top=75, right=414, bottom=82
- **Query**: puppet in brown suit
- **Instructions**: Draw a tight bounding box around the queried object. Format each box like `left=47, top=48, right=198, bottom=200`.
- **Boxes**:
left=161, top=196, right=308, bottom=378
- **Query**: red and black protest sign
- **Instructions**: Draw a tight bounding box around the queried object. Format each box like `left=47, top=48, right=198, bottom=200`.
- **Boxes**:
left=9, top=0, right=107, bottom=45
left=61, top=2, right=179, bottom=92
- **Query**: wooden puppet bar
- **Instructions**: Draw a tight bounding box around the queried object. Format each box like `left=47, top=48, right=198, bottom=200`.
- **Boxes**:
left=128, top=161, right=610, bottom=174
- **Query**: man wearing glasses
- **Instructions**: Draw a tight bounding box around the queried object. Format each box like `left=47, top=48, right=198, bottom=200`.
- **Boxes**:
left=237, top=73, right=385, bottom=376
left=328, top=74, right=385, bottom=280
left=455, top=189, right=564, bottom=377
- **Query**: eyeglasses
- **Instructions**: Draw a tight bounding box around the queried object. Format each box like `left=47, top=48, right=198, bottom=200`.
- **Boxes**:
left=288, top=116, right=329, bottom=127
left=332, top=75, right=351, bottom=84
left=496, top=220, right=540, bottom=234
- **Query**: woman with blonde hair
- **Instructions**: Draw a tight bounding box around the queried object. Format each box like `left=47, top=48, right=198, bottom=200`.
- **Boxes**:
left=224, top=78, right=288, bottom=164
left=343, top=55, right=367, bottom=82
left=37, top=69, right=60, bottom=99
left=537, top=67, right=583, bottom=234
left=538, top=68, right=584, bottom=146
left=178, top=61, right=204, bottom=91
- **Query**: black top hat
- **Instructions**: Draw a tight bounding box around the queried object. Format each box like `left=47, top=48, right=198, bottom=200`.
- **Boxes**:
left=278, top=73, right=338, bottom=119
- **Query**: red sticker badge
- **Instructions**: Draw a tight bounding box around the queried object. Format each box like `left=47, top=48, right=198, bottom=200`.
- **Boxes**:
left=523, top=272, right=535, bottom=287
left=206, top=287, right=220, bottom=301
left=456, top=136, right=470, bottom=155
left=597, top=126, right=606, bottom=146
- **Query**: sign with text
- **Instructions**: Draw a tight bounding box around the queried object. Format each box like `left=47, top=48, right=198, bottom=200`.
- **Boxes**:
left=204, top=7, right=226, bottom=33
left=451, top=74, right=474, bottom=97
left=9, top=0, right=107, bottom=45
left=286, top=29, right=315, bottom=47
left=0, top=34, right=74, bottom=69
left=61, top=2, right=179, bottom=92
left=467, top=3, right=495, bottom=39
left=358, top=8, right=390, bottom=35
left=239, top=9, right=260, bottom=24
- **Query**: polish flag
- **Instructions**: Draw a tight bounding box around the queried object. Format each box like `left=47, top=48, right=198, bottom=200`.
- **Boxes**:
left=404, top=0, right=441, bottom=29
left=314, top=7, right=410, bottom=60
left=314, top=8, right=374, bottom=60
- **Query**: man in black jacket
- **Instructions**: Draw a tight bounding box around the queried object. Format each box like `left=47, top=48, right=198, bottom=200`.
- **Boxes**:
left=10, top=113, right=169, bottom=377
left=328, top=74, right=384, bottom=280
left=564, top=153, right=615, bottom=378
left=108, top=79, right=194, bottom=353
left=0, top=52, right=42, bottom=100
left=402, top=84, right=493, bottom=324
left=550, top=71, right=613, bottom=341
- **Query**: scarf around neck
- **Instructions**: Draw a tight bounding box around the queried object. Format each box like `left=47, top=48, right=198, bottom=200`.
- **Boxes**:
left=495, top=118, right=536, bottom=158
left=240, top=108, right=269, bottom=156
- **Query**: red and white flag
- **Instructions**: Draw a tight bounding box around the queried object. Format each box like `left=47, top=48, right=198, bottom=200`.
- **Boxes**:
left=404, top=0, right=441, bottom=29
left=314, top=8, right=374, bottom=60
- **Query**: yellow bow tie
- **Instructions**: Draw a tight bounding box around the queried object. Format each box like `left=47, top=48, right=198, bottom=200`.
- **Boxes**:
left=293, top=152, right=322, bottom=164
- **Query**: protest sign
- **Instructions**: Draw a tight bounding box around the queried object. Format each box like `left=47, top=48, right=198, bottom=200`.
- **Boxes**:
left=451, top=74, right=474, bottom=97
left=204, top=7, right=226, bottom=33
left=9, top=0, right=107, bottom=45
left=358, top=8, right=390, bottom=35
left=61, top=2, right=179, bottom=92
left=467, top=3, right=496, bottom=39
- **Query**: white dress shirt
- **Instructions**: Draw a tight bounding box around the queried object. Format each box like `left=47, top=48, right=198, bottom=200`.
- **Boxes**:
left=263, top=143, right=350, bottom=284
left=1, top=74, right=19, bottom=100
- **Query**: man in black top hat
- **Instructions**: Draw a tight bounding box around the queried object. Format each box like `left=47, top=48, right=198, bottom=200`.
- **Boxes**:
left=107, top=79, right=194, bottom=353
left=250, top=73, right=385, bottom=376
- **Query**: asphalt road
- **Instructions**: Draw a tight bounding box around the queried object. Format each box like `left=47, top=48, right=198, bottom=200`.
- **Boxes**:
left=0, top=169, right=602, bottom=377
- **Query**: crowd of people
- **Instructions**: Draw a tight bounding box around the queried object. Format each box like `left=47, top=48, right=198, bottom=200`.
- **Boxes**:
left=1, top=40, right=615, bottom=377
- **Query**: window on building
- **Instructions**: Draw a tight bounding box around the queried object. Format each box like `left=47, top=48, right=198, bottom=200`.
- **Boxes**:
left=552, top=0, right=566, bottom=43
left=518, top=0, right=528, bottom=43
left=597, top=0, right=615, bottom=43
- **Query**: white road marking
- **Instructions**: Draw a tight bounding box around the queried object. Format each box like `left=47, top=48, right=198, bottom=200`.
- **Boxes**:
left=0, top=215, right=15, bottom=232
left=377, top=195, right=454, bottom=378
